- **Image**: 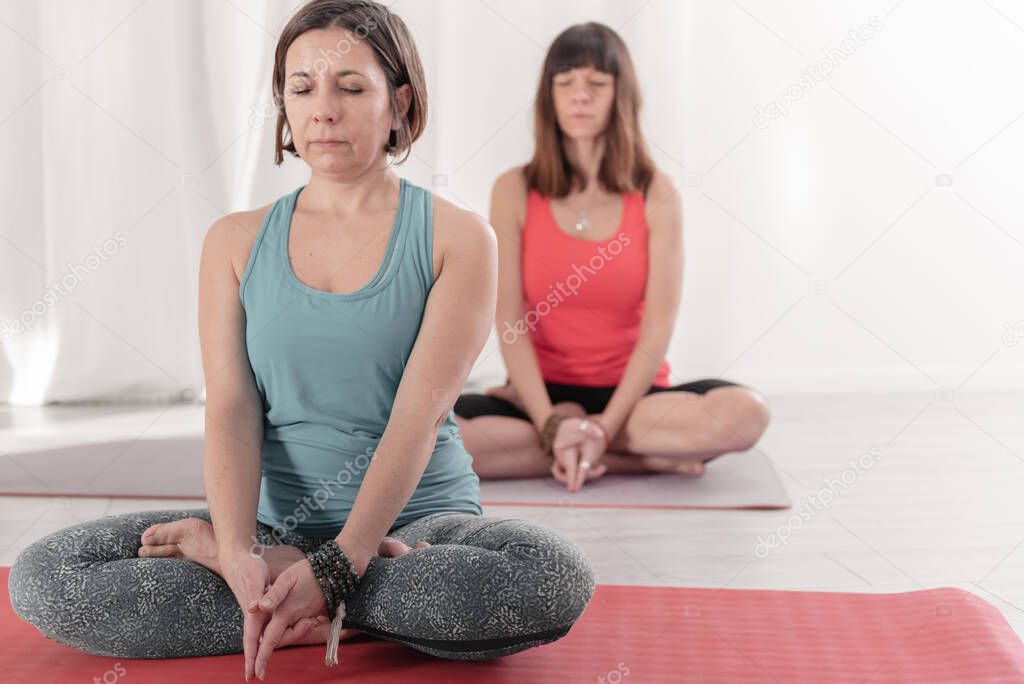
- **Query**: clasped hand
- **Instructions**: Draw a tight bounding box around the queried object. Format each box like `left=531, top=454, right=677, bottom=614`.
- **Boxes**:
left=550, top=415, right=610, bottom=492
left=226, top=536, right=429, bottom=680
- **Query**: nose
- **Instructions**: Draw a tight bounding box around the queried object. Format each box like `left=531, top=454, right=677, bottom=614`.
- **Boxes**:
left=313, top=109, right=337, bottom=124
left=312, top=91, right=342, bottom=125
left=571, top=84, right=593, bottom=103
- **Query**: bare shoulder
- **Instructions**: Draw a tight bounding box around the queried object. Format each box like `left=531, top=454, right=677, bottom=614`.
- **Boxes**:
left=430, top=193, right=498, bottom=278
left=644, top=169, right=682, bottom=225
left=493, top=164, right=528, bottom=198
left=206, top=203, right=275, bottom=283
left=491, top=164, right=529, bottom=226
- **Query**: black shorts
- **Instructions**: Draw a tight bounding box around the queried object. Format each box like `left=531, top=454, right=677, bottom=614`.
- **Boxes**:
left=453, top=378, right=748, bottom=421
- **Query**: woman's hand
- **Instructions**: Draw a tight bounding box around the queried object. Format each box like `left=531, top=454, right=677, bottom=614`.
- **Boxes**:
left=252, top=558, right=327, bottom=680
left=550, top=417, right=608, bottom=492
left=218, top=548, right=272, bottom=682
left=250, top=536, right=432, bottom=679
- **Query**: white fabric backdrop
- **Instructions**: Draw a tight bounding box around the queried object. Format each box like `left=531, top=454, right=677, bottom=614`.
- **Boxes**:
left=1, top=0, right=1022, bottom=405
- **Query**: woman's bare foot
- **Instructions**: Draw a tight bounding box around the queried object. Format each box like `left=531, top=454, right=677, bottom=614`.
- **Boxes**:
left=138, top=519, right=368, bottom=645
left=642, top=455, right=706, bottom=477
left=137, top=518, right=307, bottom=582
left=138, top=517, right=221, bottom=575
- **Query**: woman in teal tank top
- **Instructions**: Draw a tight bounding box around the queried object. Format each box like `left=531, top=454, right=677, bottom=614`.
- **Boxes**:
left=7, top=0, right=595, bottom=677
left=241, top=176, right=484, bottom=539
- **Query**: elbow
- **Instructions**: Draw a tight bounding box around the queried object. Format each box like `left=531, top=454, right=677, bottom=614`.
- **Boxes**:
left=430, top=384, right=462, bottom=431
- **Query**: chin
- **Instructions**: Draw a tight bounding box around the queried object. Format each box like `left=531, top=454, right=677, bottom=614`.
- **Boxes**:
left=561, top=125, right=602, bottom=141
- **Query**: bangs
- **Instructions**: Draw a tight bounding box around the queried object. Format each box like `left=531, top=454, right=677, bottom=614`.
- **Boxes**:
left=549, top=25, right=620, bottom=76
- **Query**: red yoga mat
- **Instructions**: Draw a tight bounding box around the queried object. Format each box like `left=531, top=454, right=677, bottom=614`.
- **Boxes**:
left=3, top=567, right=1022, bottom=683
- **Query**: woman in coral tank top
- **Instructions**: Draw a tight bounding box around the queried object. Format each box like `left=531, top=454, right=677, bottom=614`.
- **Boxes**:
left=454, top=22, right=771, bottom=492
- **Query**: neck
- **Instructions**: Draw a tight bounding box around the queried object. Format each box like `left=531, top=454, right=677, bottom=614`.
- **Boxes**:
left=563, top=136, right=605, bottom=195
left=301, top=164, right=399, bottom=216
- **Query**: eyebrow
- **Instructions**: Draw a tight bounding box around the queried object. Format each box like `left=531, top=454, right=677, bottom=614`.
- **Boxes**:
left=288, top=69, right=364, bottom=78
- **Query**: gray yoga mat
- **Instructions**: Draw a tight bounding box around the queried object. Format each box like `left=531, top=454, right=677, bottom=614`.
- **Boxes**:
left=478, top=450, right=791, bottom=510
left=0, top=437, right=789, bottom=509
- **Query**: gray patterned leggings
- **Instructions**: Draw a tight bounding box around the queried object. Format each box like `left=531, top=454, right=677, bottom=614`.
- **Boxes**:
left=7, top=507, right=596, bottom=660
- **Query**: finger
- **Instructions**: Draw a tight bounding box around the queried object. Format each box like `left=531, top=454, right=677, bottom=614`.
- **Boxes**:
left=243, top=608, right=270, bottom=681
left=586, top=463, right=608, bottom=480
left=414, top=540, right=431, bottom=548
left=378, top=537, right=412, bottom=558
left=551, top=461, right=568, bottom=484
left=573, top=459, right=590, bottom=491
left=237, top=565, right=270, bottom=681
left=552, top=429, right=587, bottom=450
left=276, top=615, right=318, bottom=648
left=254, top=612, right=291, bottom=680
left=563, top=448, right=579, bottom=492
left=257, top=570, right=296, bottom=613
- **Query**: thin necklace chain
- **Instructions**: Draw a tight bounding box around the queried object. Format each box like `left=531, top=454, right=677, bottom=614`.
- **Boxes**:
left=569, top=185, right=602, bottom=232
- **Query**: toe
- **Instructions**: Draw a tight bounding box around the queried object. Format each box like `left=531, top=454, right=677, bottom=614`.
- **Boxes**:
left=138, top=543, right=178, bottom=558
left=680, top=461, right=706, bottom=477
left=140, top=523, right=162, bottom=544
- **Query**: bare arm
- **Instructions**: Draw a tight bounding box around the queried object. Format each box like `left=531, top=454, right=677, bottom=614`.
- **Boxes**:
left=600, top=172, right=684, bottom=440
left=334, top=198, right=498, bottom=576
left=491, top=168, right=555, bottom=432
left=198, top=216, right=265, bottom=559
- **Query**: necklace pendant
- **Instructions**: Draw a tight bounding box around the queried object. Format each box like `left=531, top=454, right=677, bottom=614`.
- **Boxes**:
left=575, top=216, right=590, bottom=232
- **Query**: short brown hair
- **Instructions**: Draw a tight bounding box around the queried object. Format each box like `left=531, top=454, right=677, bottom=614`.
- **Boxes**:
left=524, top=22, right=655, bottom=198
left=272, top=0, right=428, bottom=165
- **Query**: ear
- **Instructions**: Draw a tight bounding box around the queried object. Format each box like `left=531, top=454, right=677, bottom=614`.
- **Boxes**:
left=394, top=83, right=412, bottom=121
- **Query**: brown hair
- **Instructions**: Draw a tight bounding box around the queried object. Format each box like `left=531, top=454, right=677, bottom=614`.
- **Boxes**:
left=272, top=0, right=428, bottom=165
left=523, top=22, right=655, bottom=198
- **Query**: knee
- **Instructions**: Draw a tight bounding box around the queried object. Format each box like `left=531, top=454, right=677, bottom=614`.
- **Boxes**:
left=8, top=531, right=82, bottom=646
left=506, top=525, right=596, bottom=628
left=712, top=389, right=771, bottom=452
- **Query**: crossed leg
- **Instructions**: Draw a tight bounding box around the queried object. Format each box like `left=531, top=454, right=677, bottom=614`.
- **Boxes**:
left=457, top=386, right=771, bottom=479
left=9, top=508, right=595, bottom=660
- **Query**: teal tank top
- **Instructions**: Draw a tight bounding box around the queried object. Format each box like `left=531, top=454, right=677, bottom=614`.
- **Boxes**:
left=239, top=177, right=482, bottom=538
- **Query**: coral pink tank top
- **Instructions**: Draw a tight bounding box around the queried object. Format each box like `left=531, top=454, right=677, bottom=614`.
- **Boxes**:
left=518, top=188, right=672, bottom=388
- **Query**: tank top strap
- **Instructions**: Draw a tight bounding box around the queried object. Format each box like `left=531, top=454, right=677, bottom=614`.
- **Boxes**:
left=394, top=178, right=435, bottom=291
left=239, top=188, right=297, bottom=308
left=527, top=188, right=568, bottom=243
left=618, top=189, right=646, bottom=237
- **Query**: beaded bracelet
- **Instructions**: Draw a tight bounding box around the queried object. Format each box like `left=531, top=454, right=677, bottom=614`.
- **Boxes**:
left=538, top=413, right=563, bottom=455
left=305, top=540, right=362, bottom=666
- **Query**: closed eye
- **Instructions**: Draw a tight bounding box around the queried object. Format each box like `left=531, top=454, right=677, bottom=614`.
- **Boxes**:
left=289, top=87, right=363, bottom=96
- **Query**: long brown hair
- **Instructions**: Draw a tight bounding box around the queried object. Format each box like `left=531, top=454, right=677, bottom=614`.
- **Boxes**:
left=272, top=0, right=428, bottom=165
left=524, top=22, right=655, bottom=198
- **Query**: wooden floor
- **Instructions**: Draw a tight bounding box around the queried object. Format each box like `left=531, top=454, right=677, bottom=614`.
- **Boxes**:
left=2, top=391, right=1023, bottom=640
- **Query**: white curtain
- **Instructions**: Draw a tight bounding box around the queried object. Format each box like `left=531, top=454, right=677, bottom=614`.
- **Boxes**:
left=2, top=0, right=1021, bottom=405
left=1, top=0, right=305, bottom=405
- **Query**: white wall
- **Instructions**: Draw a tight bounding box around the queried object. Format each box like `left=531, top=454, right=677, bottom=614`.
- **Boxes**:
left=1, top=0, right=1021, bottom=404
